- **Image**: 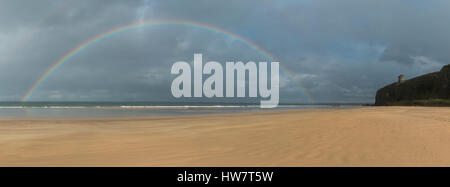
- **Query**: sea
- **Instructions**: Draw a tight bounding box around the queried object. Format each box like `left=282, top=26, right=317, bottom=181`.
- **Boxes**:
left=0, top=102, right=362, bottom=118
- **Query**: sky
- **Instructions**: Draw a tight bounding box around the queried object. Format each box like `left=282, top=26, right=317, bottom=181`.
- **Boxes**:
left=0, top=0, right=449, bottom=103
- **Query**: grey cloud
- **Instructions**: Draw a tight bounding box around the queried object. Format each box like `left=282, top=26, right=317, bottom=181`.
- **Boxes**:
left=0, top=0, right=449, bottom=103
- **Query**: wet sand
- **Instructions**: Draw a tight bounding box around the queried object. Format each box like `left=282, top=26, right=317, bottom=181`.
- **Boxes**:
left=1, top=106, right=450, bottom=166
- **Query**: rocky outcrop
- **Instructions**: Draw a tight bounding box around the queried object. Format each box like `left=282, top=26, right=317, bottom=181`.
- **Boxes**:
left=375, top=64, right=450, bottom=106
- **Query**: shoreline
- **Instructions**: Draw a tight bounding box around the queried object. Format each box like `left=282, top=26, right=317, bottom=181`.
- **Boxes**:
left=0, top=105, right=359, bottom=119
left=0, top=107, right=335, bottom=120
left=1, top=106, right=450, bottom=166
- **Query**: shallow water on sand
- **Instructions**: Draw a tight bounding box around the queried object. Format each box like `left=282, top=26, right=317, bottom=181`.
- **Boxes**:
left=0, top=102, right=359, bottom=118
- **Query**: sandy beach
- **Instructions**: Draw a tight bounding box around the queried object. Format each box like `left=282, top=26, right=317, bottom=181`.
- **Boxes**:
left=1, top=106, right=450, bottom=166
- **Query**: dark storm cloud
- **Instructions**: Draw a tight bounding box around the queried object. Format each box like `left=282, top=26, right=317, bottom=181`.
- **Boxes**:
left=0, top=0, right=449, bottom=103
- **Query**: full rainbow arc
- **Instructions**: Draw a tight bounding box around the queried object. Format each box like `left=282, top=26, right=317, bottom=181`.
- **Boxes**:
left=21, top=20, right=313, bottom=102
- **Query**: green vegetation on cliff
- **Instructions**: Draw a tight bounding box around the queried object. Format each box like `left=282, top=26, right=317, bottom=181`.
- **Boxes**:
left=375, top=64, right=450, bottom=106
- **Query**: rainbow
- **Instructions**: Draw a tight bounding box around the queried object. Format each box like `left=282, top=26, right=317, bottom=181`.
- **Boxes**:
left=22, top=20, right=314, bottom=103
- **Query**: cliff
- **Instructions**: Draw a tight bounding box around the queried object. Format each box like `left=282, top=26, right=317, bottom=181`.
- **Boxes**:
left=375, top=64, right=450, bottom=106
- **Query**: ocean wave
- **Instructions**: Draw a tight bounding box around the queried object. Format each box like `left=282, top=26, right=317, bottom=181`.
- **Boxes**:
left=0, top=106, right=91, bottom=109
left=119, top=105, right=254, bottom=109
left=0, top=105, right=257, bottom=109
left=0, top=105, right=353, bottom=110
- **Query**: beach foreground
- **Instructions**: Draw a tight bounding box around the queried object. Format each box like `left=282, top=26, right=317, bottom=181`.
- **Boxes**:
left=1, top=107, right=450, bottom=166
